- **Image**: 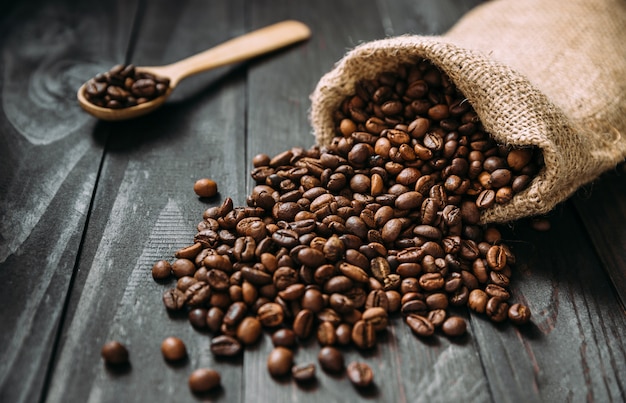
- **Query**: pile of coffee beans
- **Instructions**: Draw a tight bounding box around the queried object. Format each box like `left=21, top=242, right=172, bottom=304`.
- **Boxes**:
left=82, top=64, right=170, bottom=109
left=151, top=58, right=540, bottom=390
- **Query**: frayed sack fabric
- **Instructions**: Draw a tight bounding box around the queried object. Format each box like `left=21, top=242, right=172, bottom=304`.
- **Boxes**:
left=310, top=0, right=626, bottom=224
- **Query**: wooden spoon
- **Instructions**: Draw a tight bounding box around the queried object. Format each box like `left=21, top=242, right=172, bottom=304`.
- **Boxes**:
left=77, top=20, right=311, bottom=121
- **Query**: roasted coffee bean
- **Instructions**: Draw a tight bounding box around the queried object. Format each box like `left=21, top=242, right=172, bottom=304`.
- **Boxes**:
left=152, top=260, right=172, bottom=280
left=347, top=361, right=374, bottom=388
left=486, top=297, right=509, bottom=322
left=293, top=308, right=315, bottom=339
left=210, top=335, right=242, bottom=357
left=441, top=316, right=467, bottom=337
left=351, top=320, right=376, bottom=349
left=406, top=314, right=435, bottom=337
left=163, top=288, right=187, bottom=311
left=223, top=301, right=247, bottom=327
left=194, top=178, right=218, bottom=198
left=267, top=347, right=294, bottom=377
left=273, top=266, right=298, bottom=290
left=241, top=266, right=273, bottom=286
left=101, top=340, right=129, bottom=365
left=188, top=368, right=221, bottom=393
left=317, top=321, right=337, bottom=346
left=418, top=273, right=444, bottom=291
left=317, top=308, right=342, bottom=327
left=365, top=289, right=389, bottom=311
left=485, top=284, right=511, bottom=300
left=292, top=363, right=317, bottom=382
left=425, top=292, right=448, bottom=310
left=508, top=303, right=532, bottom=325
left=188, top=308, right=208, bottom=329
left=206, top=307, right=224, bottom=333
left=301, top=288, right=326, bottom=312
left=161, top=337, right=187, bottom=362
left=329, top=293, right=355, bottom=314
left=323, top=275, right=354, bottom=294
left=176, top=276, right=197, bottom=292
left=185, top=281, right=211, bottom=307
left=171, top=258, right=196, bottom=278
left=427, top=308, right=447, bottom=327
left=257, top=302, right=284, bottom=327
left=362, top=307, right=388, bottom=331
left=318, top=346, right=344, bottom=373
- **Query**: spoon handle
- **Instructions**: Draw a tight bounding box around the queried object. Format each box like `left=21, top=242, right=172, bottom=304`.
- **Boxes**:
left=153, top=20, right=311, bottom=86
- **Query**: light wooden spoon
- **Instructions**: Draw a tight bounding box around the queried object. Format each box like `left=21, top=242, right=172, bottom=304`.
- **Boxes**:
left=77, top=20, right=311, bottom=121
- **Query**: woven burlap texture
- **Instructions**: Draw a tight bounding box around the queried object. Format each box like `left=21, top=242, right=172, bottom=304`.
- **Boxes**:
left=309, top=0, right=626, bottom=224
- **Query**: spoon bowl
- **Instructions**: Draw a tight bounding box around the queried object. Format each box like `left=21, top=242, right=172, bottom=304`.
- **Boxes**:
left=77, top=20, right=311, bottom=121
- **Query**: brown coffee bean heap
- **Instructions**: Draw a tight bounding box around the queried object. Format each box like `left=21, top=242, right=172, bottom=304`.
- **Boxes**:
left=152, top=58, right=537, bottom=387
left=83, top=64, right=170, bottom=109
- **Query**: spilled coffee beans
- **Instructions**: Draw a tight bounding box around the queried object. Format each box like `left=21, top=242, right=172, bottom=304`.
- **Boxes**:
left=151, top=58, right=537, bottom=394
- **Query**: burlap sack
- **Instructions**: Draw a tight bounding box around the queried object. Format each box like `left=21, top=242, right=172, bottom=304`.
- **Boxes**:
left=310, top=0, right=626, bottom=224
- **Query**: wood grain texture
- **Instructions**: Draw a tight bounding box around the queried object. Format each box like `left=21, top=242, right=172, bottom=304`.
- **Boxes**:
left=0, top=1, right=137, bottom=402
left=573, top=168, right=626, bottom=308
left=45, top=1, right=248, bottom=401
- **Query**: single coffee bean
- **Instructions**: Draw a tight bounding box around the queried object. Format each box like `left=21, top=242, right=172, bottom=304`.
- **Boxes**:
left=206, top=306, right=224, bottom=333
left=257, top=302, right=285, bottom=327
left=236, top=316, right=262, bottom=345
left=485, top=284, right=511, bottom=300
left=405, top=314, right=435, bottom=337
left=194, top=178, right=218, bottom=198
left=152, top=260, right=172, bottom=280
left=188, top=368, right=221, bottom=393
left=189, top=308, right=208, bottom=329
left=272, top=328, right=297, bottom=348
left=317, top=321, right=337, bottom=346
left=292, top=363, right=317, bottom=383
left=163, top=288, right=187, bottom=311
left=441, top=317, right=467, bottom=337
left=362, top=307, right=388, bottom=331
left=351, top=320, right=376, bottom=349
left=427, top=308, right=447, bottom=327
left=486, top=245, right=507, bottom=270
left=161, top=337, right=187, bottom=362
left=210, top=335, right=242, bottom=357
left=171, top=258, right=196, bottom=278
left=101, top=340, right=129, bottom=365
left=267, top=347, right=294, bottom=377
left=175, top=242, right=203, bottom=260
left=293, top=308, right=315, bottom=339
left=347, top=361, right=374, bottom=388
left=318, top=346, right=344, bottom=373
left=486, top=297, right=509, bottom=322
left=508, top=303, right=532, bottom=325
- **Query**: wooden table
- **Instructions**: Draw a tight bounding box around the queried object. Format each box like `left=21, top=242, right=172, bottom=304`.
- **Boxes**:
left=2, top=1, right=625, bottom=402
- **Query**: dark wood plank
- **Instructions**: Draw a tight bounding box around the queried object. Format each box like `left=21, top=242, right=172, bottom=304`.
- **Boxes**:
left=573, top=167, right=626, bottom=307
left=44, top=1, right=248, bottom=401
left=0, top=1, right=137, bottom=402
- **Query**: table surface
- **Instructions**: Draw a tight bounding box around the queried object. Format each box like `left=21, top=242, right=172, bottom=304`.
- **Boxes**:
left=2, top=0, right=626, bottom=402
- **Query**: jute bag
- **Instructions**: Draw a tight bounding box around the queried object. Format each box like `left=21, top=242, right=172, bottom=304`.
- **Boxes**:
left=310, top=0, right=626, bottom=224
